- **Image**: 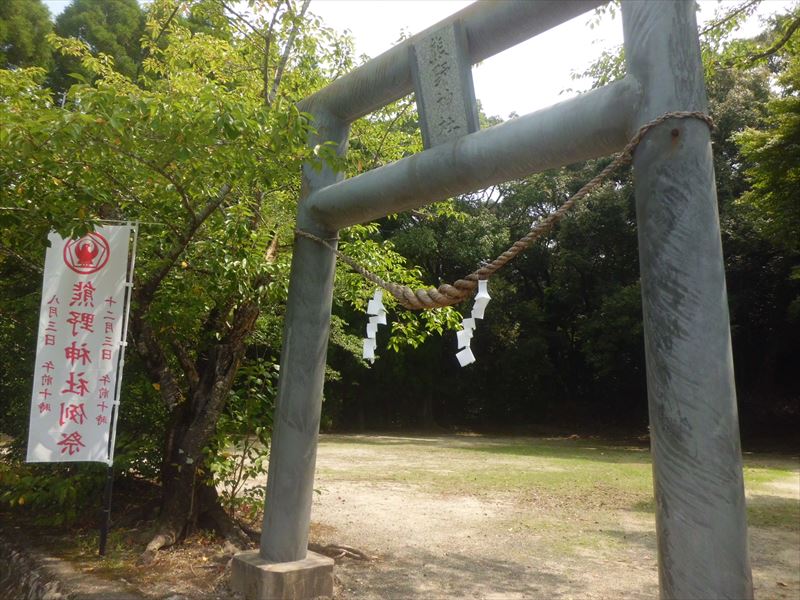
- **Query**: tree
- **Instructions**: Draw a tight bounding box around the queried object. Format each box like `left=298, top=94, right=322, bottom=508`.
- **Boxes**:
left=0, top=0, right=54, bottom=70
left=1, top=30, right=299, bottom=554
left=735, top=20, right=800, bottom=252
left=1, top=0, right=444, bottom=560
left=728, top=8, right=800, bottom=427
left=51, top=0, right=145, bottom=93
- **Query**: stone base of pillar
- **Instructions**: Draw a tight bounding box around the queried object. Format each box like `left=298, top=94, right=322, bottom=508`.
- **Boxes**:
left=230, top=550, right=334, bottom=600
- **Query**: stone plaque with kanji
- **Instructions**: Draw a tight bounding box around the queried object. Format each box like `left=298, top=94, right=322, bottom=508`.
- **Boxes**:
left=411, top=21, right=479, bottom=149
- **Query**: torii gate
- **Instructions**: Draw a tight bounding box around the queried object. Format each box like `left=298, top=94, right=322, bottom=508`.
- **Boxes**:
left=232, top=2, right=753, bottom=598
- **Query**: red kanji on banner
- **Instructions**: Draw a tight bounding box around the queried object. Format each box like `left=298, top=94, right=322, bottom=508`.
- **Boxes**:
left=44, top=320, right=58, bottom=347
left=56, top=432, right=85, bottom=455
left=96, top=415, right=108, bottom=426
left=64, top=341, right=92, bottom=366
left=61, top=371, right=90, bottom=397
left=69, top=281, right=96, bottom=307
left=59, top=402, right=87, bottom=426
left=66, top=311, right=95, bottom=336
left=97, top=400, right=108, bottom=412
left=38, top=402, right=51, bottom=414
left=103, top=311, right=116, bottom=335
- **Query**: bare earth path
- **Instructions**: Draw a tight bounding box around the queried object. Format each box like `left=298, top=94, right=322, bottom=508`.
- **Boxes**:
left=301, top=434, right=800, bottom=599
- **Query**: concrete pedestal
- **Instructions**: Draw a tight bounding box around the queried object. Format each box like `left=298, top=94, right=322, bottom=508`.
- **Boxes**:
left=230, top=550, right=334, bottom=600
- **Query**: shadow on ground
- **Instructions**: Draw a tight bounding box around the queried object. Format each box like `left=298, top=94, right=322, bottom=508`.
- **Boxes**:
left=631, top=492, right=800, bottom=531
left=334, top=547, right=596, bottom=600
left=321, top=433, right=653, bottom=466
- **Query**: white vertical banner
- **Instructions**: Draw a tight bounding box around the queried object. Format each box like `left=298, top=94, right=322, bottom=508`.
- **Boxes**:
left=26, top=225, right=135, bottom=464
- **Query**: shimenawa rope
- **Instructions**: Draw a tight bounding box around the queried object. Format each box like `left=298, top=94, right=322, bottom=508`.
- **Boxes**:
left=296, top=111, right=714, bottom=310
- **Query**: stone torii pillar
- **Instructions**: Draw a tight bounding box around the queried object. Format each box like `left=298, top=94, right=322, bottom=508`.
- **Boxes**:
left=622, top=2, right=752, bottom=597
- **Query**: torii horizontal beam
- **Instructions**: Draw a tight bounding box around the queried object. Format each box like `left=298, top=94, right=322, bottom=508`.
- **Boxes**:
left=307, top=77, right=637, bottom=230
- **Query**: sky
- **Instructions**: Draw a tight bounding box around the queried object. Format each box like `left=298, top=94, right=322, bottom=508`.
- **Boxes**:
left=306, top=0, right=794, bottom=118
left=42, top=0, right=795, bottom=119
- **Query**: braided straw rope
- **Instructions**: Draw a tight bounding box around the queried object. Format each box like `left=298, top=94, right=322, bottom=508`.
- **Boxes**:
left=296, top=111, right=714, bottom=310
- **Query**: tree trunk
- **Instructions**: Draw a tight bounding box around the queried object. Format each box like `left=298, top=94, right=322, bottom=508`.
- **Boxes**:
left=141, top=389, right=249, bottom=563
left=141, top=424, right=251, bottom=562
left=139, top=303, right=259, bottom=563
left=420, top=387, right=437, bottom=430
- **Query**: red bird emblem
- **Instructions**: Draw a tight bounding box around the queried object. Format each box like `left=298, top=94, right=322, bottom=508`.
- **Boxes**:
left=75, top=241, right=99, bottom=267
left=63, top=231, right=111, bottom=274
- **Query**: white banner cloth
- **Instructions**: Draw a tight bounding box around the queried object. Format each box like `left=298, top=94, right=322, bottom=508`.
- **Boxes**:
left=26, top=226, right=131, bottom=464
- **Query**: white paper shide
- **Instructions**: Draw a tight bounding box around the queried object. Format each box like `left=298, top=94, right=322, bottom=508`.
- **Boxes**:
left=26, top=226, right=132, bottom=464
left=362, top=289, right=387, bottom=363
left=455, top=280, right=491, bottom=367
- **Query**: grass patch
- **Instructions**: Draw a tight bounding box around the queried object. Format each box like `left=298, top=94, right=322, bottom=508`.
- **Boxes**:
left=744, top=465, right=799, bottom=487
left=459, top=438, right=651, bottom=464
left=747, top=495, right=800, bottom=531
left=55, top=526, right=144, bottom=573
left=319, top=435, right=799, bottom=517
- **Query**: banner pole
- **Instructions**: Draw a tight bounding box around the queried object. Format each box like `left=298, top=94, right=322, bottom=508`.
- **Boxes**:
left=98, top=463, right=114, bottom=555
left=98, top=222, right=138, bottom=556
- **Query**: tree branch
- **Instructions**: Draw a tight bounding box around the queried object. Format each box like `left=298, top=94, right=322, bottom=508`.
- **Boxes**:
left=262, top=1, right=284, bottom=103
left=219, top=1, right=269, bottom=41
left=217, top=0, right=282, bottom=103
left=748, top=15, right=800, bottom=63
left=92, top=136, right=196, bottom=222
left=0, top=244, right=43, bottom=275
left=131, top=315, right=184, bottom=410
left=135, top=183, right=231, bottom=309
left=699, top=0, right=759, bottom=37
left=45, top=151, right=149, bottom=211
left=265, top=232, right=280, bottom=263
left=135, top=2, right=182, bottom=81
left=224, top=301, right=261, bottom=347
left=203, top=297, right=237, bottom=344
left=171, top=339, right=200, bottom=393
left=267, top=0, right=311, bottom=106
left=369, top=102, right=412, bottom=169
left=194, top=301, right=260, bottom=426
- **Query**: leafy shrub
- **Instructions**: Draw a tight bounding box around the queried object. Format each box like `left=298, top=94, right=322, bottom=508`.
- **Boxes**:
left=0, top=460, right=106, bottom=526
left=206, top=360, right=277, bottom=523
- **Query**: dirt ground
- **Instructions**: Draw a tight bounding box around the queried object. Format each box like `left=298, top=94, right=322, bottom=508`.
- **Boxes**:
left=5, top=433, right=797, bottom=599
left=302, top=434, right=800, bottom=600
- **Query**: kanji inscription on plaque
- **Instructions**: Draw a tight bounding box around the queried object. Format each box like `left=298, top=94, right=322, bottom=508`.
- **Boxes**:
left=411, top=21, right=479, bottom=149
